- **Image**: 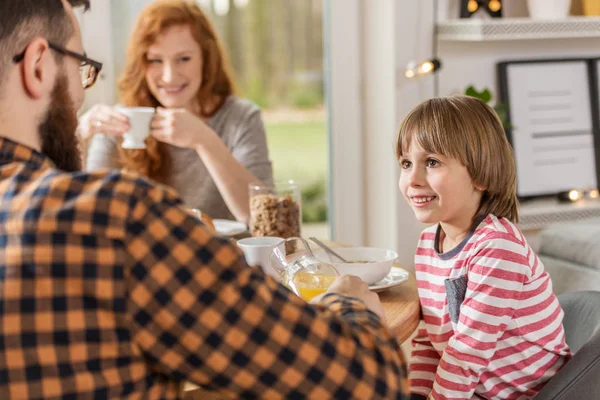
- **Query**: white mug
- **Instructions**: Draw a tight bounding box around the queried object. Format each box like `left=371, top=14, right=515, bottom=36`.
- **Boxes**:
left=115, top=106, right=155, bottom=149
left=237, top=237, right=284, bottom=279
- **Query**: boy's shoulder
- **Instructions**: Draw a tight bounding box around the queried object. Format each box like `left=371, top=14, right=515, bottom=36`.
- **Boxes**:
left=467, top=215, right=533, bottom=266
left=473, top=214, right=526, bottom=246
left=468, top=215, right=536, bottom=279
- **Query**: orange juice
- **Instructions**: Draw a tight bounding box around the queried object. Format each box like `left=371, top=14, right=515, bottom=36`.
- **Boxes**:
left=291, top=272, right=337, bottom=301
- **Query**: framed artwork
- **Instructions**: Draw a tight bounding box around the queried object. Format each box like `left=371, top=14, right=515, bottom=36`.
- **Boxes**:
left=498, top=58, right=599, bottom=198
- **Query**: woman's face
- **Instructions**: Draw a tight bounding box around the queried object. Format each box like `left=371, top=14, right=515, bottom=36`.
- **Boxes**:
left=145, top=25, right=203, bottom=111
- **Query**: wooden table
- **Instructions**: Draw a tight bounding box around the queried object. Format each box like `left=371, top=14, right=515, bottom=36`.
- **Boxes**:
left=316, top=241, right=421, bottom=343
left=184, top=242, right=420, bottom=399
left=377, top=266, right=420, bottom=343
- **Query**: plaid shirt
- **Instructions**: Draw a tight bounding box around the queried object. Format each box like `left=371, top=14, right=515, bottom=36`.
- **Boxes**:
left=0, top=138, right=408, bottom=399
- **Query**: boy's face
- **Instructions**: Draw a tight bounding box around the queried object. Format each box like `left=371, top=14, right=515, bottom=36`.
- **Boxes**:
left=398, top=141, right=483, bottom=229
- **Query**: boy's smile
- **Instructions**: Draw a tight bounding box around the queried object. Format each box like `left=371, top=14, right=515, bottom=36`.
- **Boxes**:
left=408, top=195, right=437, bottom=208
left=399, top=141, right=483, bottom=236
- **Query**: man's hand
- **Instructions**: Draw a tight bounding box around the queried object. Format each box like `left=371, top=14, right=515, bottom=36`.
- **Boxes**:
left=311, top=275, right=386, bottom=322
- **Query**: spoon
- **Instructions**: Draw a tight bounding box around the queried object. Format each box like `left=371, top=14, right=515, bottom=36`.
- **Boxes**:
left=309, top=237, right=349, bottom=263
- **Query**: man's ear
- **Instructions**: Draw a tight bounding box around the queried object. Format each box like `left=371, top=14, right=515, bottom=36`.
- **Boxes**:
left=20, top=37, right=56, bottom=100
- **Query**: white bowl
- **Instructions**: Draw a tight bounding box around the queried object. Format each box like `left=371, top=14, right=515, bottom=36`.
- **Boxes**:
left=313, top=247, right=398, bottom=285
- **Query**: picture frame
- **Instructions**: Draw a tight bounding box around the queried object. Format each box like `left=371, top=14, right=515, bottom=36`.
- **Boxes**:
left=498, top=58, right=599, bottom=199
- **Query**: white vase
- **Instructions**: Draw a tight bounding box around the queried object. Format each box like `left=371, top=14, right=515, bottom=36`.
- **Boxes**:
left=527, top=0, right=572, bottom=20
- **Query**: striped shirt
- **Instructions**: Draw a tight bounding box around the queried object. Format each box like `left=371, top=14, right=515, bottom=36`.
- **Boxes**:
left=409, top=214, right=571, bottom=399
left=0, top=137, right=409, bottom=399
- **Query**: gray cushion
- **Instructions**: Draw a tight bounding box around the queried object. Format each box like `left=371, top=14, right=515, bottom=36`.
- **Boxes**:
left=535, top=329, right=600, bottom=399
left=540, top=255, right=600, bottom=295
left=558, top=291, right=600, bottom=353
left=535, top=292, right=600, bottom=399
left=539, top=219, right=600, bottom=271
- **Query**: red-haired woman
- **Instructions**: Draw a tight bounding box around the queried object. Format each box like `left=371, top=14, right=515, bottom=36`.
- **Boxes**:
left=79, top=0, right=273, bottom=222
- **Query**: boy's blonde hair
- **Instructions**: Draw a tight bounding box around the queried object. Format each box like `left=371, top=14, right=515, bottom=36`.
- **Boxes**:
left=396, top=96, right=519, bottom=224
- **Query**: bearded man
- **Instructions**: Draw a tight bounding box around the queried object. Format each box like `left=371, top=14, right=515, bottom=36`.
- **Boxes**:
left=0, top=1, right=408, bottom=398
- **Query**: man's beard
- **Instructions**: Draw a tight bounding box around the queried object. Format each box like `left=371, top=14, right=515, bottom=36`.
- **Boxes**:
left=38, top=74, right=82, bottom=172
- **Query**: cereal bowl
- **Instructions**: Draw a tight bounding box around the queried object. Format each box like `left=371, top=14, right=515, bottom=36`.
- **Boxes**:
left=313, top=247, right=398, bottom=285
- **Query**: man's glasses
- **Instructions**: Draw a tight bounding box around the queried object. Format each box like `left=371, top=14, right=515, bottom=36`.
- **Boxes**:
left=13, top=41, right=103, bottom=90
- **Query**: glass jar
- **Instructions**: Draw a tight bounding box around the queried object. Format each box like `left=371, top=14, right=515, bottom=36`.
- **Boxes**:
left=249, top=180, right=301, bottom=239
left=270, top=237, right=339, bottom=301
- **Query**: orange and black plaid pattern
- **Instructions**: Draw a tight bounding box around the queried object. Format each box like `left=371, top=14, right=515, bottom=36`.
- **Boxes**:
left=0, top=138, right=409, bottom=399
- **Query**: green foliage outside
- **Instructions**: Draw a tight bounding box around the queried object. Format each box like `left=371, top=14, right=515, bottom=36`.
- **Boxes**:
left=207, top=0, right=329, bottom=223
left=289, top=83, right=323, bottom=109
left=264, top=118, right=328, bottom=223
left=242, top=77, right=271, bottom=109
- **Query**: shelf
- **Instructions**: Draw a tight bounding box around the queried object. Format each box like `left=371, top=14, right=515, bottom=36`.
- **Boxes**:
left=519, top=198, right=600, bottom=230
left=437, top=17, right=600, bottom=41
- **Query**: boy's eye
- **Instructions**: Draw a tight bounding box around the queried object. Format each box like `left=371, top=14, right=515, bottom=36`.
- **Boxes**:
left=179, top=56, right=191, bottom=62
left=400, top=160, right=412, bottom=169
left=147, top=59, right=162, bottom=64
left=426, top=158, right=440, bottom=167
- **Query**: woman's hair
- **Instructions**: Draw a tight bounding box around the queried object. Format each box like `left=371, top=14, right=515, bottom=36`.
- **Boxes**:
left=396, top=96, right=519, bottom=224
left=117, top=0, right=235, bottom=180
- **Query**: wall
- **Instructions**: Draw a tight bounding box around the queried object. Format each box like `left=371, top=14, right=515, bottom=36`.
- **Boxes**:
left=73, top=0, right=148, bottom=111
left=438, top=39, right=600, bottom=98
left=363, top=2, right=400, bottom=253
left=326, top=0, right=365, bottom=246
left=394, top=0, right=432, bottom=269
left=109, top=0, right=155, bottom=92
left=77, top=1, right=116, bottom=112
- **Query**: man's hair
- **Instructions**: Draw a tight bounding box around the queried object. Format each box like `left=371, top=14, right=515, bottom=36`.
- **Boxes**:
left=396, top=96, right=519, bottom=225
left=0, top=0, right=90, bottom=90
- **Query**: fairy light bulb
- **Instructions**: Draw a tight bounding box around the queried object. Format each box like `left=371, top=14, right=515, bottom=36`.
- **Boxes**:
left=467, top=0, right=479, bottom=13
left=488, top=0, right=502, bottom=12
left=418, top=61, right=435, bottom=74
left=405, top=61, right=418, bottom=78
left=568, top=190, right=581, bottom=202
left=405, top=59, right=442, bottom=79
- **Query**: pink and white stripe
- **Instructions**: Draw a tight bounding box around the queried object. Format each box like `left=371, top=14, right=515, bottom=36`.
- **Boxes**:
left=409, top=214, right=571, bottom=399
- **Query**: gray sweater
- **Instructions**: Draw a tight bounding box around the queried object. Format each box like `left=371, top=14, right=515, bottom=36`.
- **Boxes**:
left=86, top=96, right=274, bottom=220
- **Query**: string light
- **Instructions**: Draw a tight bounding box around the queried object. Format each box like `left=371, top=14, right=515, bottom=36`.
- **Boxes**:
left=468, top=0, right=478, bottom=13
left=568, top=190, right=582, bottom=202
left=489, top=0, right=502, bottom=12
left=405, top=0, right=443, bottom=83
left=405, top=59, right=442, bottom=79
left=462, top=0, right=503, bottom=17
left=558, top=189, right=599, bottom=202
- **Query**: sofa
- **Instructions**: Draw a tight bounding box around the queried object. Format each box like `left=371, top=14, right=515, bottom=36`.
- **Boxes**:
left=536, top=218, right=600, bottom=295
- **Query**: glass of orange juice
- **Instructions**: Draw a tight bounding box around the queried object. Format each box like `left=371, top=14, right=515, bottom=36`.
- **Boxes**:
left=270, top=237, right=339, bottom=301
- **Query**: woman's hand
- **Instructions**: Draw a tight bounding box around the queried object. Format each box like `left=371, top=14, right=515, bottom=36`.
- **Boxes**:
left=150, top=107, right=212, bottom=149
left=78, top=104, right=130, bottom=141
